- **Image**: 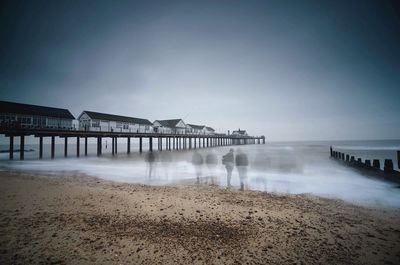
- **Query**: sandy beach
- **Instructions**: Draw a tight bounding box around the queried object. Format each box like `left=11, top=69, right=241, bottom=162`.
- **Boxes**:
left=0, top=170, right=399, bottom=265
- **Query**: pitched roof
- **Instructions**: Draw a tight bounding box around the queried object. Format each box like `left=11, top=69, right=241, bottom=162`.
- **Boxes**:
left=205, top=126, right=215, bottom=131
left=154, top=119, right=184, bottom=128
left=0, top=100, right=75, bottom=119
left=187, top=124, right=205, bottom=130
left=232, top=129, right=247, bottom=135
left=81, top=111, right=152, bottom=125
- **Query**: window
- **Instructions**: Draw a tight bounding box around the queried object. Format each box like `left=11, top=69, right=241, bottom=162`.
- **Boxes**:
left=123, top=124, right=129, bottom=129
left=116, top=122, right=122, bottom=128
left=92, top=120, right=100, bottom=127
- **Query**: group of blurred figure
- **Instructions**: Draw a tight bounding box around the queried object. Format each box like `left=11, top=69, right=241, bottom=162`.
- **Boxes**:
left=192, top=148, right=249, bottom=191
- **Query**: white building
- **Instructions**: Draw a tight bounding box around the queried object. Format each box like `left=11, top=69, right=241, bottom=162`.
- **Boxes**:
left=186, top=124, right=207, bottom=134
left=232, top=128, right=248, bottom=136
left=0, top=100, right=75, bottom=129
left=205, top=126, right=216, bottom=135
left=78, top=111, right=153, bottom=133
left=153, top=119, right=186, bottom=134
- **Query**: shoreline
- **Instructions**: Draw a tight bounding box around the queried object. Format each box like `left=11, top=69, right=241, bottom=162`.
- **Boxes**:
left=1, top=170, right=400, bottom=264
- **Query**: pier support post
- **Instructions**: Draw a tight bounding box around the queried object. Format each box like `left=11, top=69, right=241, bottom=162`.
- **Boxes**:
left=97, top=137, right=102, bottom=156
left=160, top=137, right=163, bottom=151
left=9, top=135, right=14, bottom=160
left=207, top=138, right=209, bottom=147
left=77, top=137, right=80, bottom=157
left=330, top=146, right=333, bottom=157
left=51, top=136, right=55, bottom=159
left=112, top=137, right=115, bottom=155
left=115, top=137, right=118, bottom=154
left=39, top=136, right=43, bottom=159
left=127, top=137, right=131, bottom=154
left=84, top=137, right=88, bottom=156
left=168, top=137, right=171, bottom=150
left=64, top=137, right=68, bottom=157
left=139, top=137, right=143, bottom=153
left=194, top=138, right=197, bottom=149
left=20, top=135, right=24, bottom=160
left=149, top=137, right=153, bottom=152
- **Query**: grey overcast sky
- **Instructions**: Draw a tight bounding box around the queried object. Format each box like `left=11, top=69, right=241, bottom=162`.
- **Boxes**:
left=0, top=0, right=399, bottom=141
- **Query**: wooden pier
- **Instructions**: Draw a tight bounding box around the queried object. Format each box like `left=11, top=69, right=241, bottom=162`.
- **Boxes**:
left=330, top=146, right=400, bottom=184
left=1, top=128, right=265, bottom=160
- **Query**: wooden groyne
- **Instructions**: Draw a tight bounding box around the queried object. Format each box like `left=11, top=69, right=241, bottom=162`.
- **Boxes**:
left=0, top=128, right=265, bottom=160
left=330, top=146, right=400, bottom=184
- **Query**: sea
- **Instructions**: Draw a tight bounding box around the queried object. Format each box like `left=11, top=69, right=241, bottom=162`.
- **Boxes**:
left=1, top=137, right=400, bottom=207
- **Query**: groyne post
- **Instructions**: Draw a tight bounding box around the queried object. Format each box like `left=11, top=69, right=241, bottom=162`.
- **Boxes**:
left=384, top=159, right=393, bottom=172
left=398, top=151, right=400, bottom=170
left=372, top=159, right=380, bottom=169
left=365, top=160, right=371, bottom=167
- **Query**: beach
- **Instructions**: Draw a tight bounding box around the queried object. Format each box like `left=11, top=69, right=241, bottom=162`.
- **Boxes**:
left=0, top=170, right=399, bottom=265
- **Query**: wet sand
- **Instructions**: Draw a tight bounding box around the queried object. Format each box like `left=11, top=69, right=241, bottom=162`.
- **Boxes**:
left=0, top=170, right=400, bottom=265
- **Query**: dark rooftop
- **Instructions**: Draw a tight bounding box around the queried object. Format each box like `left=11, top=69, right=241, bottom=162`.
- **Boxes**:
left=0, top=100, right=75, bottom=119
left=205, top=126, right=215, bottom=131
left=154, top=119, right=185, bottom=128
left=187, top=124, right=205, bottom=130
left=81, top=111, right=153, bottom=125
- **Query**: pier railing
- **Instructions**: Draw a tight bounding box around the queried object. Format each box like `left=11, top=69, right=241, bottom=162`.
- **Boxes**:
left=0, top=127, right=266, bottom=160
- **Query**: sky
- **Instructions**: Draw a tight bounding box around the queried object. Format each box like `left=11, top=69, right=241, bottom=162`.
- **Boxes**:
left=0, top=0, right=399, bottom=141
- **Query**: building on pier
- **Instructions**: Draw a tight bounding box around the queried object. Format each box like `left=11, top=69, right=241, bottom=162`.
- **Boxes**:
left=0, top=100, right=75, bottom=130
left=186, top=124, right=207, bottom=135
left=78, top=111, right=153, bottom=133
left=205, top=126, right=215, bottom=135
left=232, top=128, right=248, bottom=136
left=153, top=119, right=186, bottom=134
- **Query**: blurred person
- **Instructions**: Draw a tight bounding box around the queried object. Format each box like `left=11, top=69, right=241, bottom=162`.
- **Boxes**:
left=192, top=151, right=204, bottom=184
left=222, top=148, right=235, bottom=188
left=235, top=149, right=249, bottom=191
left=145, top=152, right=157, bottom=179
left=206, top=152, right=218, bottom=185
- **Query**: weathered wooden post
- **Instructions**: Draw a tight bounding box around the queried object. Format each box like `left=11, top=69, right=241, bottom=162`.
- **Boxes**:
left=77, top=137, right=80, bottom=157
left=64, top=137, right=68, bottom=157
left=330, top=146, right=333, bottom=157
left=112, top=137, right=115, bottom=155
left=139, top=137, right=143, bottom=153
left=372, top=159, right=380, bottom=169
left=51, top=136, right=55, bottom=159
left=365, top=160, right=371, bottom=167
left=39, top=136, right=43, bottom=159
left=350, top=156, right=355, bottom=162
left=341, top=153, right=344, bottom=160
left=346, top=154, right=349, bottom=161
left=115, top=137, right=118, bottom=153
left=398, top=151, right=400, bottom=170
left=97, top=137, right=102, bottom=156
left=384, top=159, right=393, bottom=172
left=9, top=135, right=14, bottom=160
left=84, top=137, right=88, bottom=156
left=160, top=137, right=163, bottom=151
left=149, top=137, right=153, bottom=152
left=189, top=138, right=192, bottom=149
left=20, top=135, right=25, bottom=160
left=127, top=137, right=131, bottom=154
left=357, top=158, right=362, bottom=163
